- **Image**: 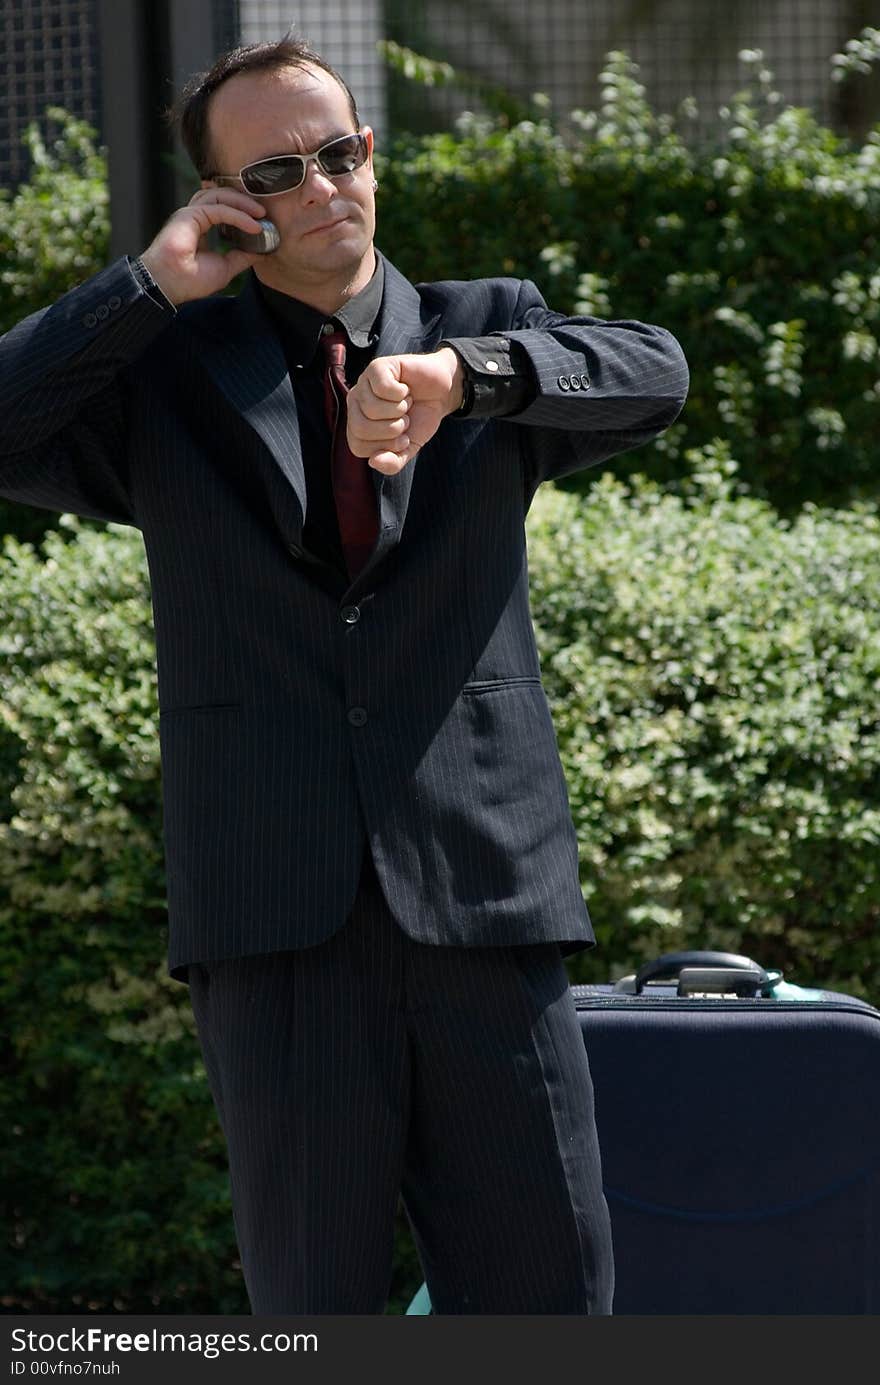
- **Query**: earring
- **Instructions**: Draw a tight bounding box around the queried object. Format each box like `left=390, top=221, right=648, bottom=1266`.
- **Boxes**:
left=371, top=178, right=378, bottom=191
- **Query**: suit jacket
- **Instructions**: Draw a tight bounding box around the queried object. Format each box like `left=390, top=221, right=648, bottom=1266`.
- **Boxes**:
left=0, top=252, right=689, bottom=981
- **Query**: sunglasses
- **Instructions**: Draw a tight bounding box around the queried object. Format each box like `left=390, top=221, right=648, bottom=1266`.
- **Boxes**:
left=211, top=132, right=370, bottom=197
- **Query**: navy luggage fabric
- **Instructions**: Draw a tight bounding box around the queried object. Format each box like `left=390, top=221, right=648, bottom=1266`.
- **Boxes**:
left=571, top=952, right=880, bottom=1314
left=405, top=951, right=880, bottom=1315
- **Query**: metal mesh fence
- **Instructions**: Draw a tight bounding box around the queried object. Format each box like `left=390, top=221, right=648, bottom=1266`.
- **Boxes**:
left=0, top=0, right=101, bottom=186
left=379, top=0, right=874, bottom=139
left=235, top=1, right=387, bottom=135
left=0, top=0, right=876, bottom=191
left=229, top=0, right=878, bottom=144
left=213, top=0, right=239, bottom=53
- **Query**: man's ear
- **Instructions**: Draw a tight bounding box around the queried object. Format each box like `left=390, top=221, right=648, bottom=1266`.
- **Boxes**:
left=362, top=126, right=375, bottom=167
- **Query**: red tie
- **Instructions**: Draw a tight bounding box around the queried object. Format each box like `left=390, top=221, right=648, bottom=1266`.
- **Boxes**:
left=321, top=328, right=379, bottom=579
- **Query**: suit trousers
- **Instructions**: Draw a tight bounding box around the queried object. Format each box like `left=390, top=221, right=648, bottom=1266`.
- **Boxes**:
left=186, top=850, right=615, bottom=1314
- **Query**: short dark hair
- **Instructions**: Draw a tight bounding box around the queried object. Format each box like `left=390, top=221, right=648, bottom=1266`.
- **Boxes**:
left=171, top=34, right=361, bottom=179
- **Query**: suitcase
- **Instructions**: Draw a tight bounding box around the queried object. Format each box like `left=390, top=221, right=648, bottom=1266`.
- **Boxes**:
left=406, top=950, right=880, bottom=1315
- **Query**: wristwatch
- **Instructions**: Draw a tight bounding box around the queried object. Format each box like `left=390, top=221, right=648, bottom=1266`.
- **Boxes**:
left=453, top=371, right=476, bottom=417
left=440, top=336, right=536, bottom=419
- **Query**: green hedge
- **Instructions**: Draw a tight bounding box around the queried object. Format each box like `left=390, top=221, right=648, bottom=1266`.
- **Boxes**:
left=2, top=445, right=878, bottom=1309
left=0, top=522, right=232, bottom=1312
left=0, top=109, right=108, bottom=336
left=374, top=48, right=880, bottom=513
left=529, top=443, right=880, bottom=998
left=0, top=110, right=109, bottom=547
left=0, top=519, right=423, bottom=1313
left=2, top=52, right=879, bottom=539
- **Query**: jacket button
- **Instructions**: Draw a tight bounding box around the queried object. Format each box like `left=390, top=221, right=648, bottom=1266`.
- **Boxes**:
left=83, top=312, right=97, bottom=327
left=96, top=304, right=110, bottom=320
left=569, top=374, right=582, bottom=390
left=557, top=375, right=571, bottom=391
left=580, top=373, right=591, bottom=389
left=340, top=604, right=361, bottom=624
left=347, top=706, right=368, bottom=726
left=108, top=295, right=122, bottom=310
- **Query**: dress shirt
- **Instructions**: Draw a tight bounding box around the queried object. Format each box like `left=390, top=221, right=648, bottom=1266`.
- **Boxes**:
left=257, top=257, right=385, bottom=571
left=257, top=254, right=537, bottom=572
left=132, top=252, right=537, bottom=573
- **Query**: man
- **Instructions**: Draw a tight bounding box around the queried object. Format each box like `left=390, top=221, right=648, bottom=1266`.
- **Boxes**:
left=0, top=37, right=688, bottom=1314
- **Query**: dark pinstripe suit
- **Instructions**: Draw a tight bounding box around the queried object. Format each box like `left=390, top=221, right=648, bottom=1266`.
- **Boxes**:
left=0, top=252, right=689, bottom=1312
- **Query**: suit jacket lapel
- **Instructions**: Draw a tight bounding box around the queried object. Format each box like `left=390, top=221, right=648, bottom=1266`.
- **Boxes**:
left=194, top=274, right=307, bottom=534
left=191, top=255, right=442, bottom=581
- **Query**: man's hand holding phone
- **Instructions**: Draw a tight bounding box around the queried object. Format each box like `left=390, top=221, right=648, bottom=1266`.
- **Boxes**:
left=139, top=188, right=271, bottom=306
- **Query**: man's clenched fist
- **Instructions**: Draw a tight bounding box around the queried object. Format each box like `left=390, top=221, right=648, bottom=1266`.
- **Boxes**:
left=346, top=348, right=464, bottom=474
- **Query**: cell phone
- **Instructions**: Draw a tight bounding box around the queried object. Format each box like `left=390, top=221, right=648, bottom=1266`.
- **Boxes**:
left=218, top=219, right=281, bottom=255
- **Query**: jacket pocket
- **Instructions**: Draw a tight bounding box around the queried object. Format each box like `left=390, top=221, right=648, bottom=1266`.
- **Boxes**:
left=461, top=676, right=542, bottom=695
left=159, top=702, right=242, bottom=718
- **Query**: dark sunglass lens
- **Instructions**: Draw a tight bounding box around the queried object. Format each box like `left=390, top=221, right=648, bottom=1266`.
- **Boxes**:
left=319, top=135, right=367, bottom=175
left=242, top=157, right=304, bottom=195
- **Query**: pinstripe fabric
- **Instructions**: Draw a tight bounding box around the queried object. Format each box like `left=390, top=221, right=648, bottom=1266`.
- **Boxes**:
left=0, top=250, right=687, bottom=1314
left=188, top=850, right=614, bottom=1314
left=0, top=253, right=689, bottom=983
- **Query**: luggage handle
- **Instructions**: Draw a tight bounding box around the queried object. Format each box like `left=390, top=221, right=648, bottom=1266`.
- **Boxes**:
left=634, top=950, right=773, bottom=996
left=677, top=966, right=767, bottom=997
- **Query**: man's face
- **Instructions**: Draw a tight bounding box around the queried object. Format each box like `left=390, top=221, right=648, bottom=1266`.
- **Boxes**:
left=204, top=63, right=376, bottom=301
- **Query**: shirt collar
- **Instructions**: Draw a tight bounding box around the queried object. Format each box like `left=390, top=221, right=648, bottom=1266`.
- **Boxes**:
left=255, top=254, right=385, bottom=365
